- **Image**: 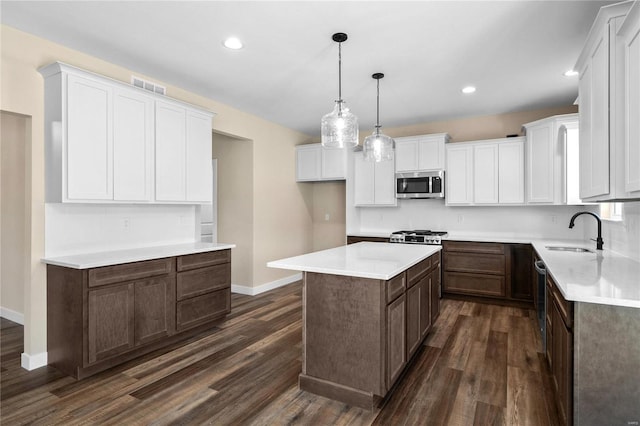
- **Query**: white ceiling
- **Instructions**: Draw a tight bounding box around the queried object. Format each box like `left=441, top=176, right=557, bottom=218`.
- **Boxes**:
left=1, top=1, right=614, bottom=137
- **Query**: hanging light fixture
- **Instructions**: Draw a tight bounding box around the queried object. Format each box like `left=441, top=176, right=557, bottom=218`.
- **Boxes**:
left=363, top=73, right=394, bottom=162
left=321, top=33, right=359, bottom=149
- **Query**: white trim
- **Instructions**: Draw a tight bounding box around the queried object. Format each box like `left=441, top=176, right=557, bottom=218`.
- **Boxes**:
left=0, top=307, right=24, bottom=325
left=21, top=351, right=48, bottom=370
left=231, top=273, right=302, bottom=296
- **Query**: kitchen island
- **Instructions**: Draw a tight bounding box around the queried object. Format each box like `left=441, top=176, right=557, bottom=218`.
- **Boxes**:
left=268, top=242, right=441, bottom=409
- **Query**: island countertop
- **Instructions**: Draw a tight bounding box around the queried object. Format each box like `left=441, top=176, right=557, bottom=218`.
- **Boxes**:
left=267, top=242, right=441, bottom=280
left=42, top=241, right=236, bottom=269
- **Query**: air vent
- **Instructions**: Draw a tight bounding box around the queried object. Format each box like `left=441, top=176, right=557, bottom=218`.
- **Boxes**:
left=131, top=76, right=166, bottom=95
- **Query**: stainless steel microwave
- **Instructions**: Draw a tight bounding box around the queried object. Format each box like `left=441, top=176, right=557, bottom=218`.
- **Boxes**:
left=396, top=171, right=445, bottom=199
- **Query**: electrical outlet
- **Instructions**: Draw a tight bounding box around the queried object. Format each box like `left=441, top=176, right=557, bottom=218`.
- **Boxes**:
left=551, top=215, right=557, bottom=223
left=325, top=213, right=330, bottom=221
left=457, top=214, right=464, bottom=223
left=123, top=217, right=130, bottom=229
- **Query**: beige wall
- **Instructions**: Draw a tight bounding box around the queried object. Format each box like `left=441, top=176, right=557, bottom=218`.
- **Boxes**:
left=213, top=133, right=254, bottom=287
left=0, top=25, right=312, bottom=360
left=384, top=105, right=578, bottom=142
left=0, top=111, right=28, bottom=317
left=312, top=182, right=346, bottom=251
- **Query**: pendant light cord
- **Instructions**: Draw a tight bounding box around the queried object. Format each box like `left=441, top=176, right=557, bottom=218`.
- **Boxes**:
left=338, top=41, right=343, bottom=106
left=376, top=78, right=380, bottom=133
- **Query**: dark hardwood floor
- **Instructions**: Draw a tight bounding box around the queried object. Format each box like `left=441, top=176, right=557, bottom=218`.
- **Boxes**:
left=1, top=282, right=560, bottom=425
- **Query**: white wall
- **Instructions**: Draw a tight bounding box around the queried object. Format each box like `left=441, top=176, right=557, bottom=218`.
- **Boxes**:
left=585, top=202, right=640, bottom=261
left=44, top=204, right=197, bottom=258
left=351, top=199, right=589, bottom=240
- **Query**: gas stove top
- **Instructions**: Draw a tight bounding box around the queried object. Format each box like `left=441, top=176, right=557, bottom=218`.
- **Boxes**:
left=389, top=230, right=448, bottom=245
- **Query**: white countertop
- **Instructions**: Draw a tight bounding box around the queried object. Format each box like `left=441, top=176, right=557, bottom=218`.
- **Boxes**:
left=268, top=242, right=441, bottom=280
left=42, top=242, right=236, bottom=269
left=532, top=241, right=640, bottom=309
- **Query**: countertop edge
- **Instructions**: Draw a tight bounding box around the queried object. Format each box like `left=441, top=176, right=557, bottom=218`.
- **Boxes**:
left=42, top=242, right=236, bottom=269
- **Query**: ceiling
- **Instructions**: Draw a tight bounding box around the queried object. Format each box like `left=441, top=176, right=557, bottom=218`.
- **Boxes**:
left=1, top=1, right=614, bottom=137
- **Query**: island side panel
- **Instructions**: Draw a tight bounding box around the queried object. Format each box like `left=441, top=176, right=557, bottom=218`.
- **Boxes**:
left=302, top=272, right=385, bottom=397
left=574, top=302, right=640, bottom=426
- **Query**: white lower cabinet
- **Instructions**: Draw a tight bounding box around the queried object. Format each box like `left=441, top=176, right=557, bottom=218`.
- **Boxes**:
left=446, top=138, right=524, bottom=206
left=295, top=144, right=346, bottom=182
left=354, top=151, right=396, bottom=206
left=40, top=62, right=214, bottom=205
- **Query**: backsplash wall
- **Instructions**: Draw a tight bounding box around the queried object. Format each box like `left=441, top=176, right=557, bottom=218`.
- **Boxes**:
left=586, top=202, right=640, bottom=261
left=45, top=203, right=199, bottom=257
left=351, top=199, right=591, bottom=240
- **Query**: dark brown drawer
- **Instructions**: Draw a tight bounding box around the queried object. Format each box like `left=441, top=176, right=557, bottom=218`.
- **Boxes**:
left=444, top=252, right=505, bottom=275
left=443, top=241, right=505, bottom=255
left=177, top=263, right=230, bottom=301
left=386, top=272, right=406, bottom=304
left=548, top=275, right=573, bottom=329
left=443, top=272, right=505, bottom=297
left=88, top=258, right=174, bottom=287
left=407, top=257, right=432, bottom=286
left=176, top=288, right=230, bottom=331
left=177, top=249, right=230, bottom=272
left=430, top=251, right=441, bottom=267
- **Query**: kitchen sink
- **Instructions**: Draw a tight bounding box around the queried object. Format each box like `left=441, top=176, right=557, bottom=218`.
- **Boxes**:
left=545, top=246, right=593, bottom=253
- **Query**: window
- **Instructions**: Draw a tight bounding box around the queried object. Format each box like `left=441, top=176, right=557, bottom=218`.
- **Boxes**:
left=600, top=202, right=623, bottom=221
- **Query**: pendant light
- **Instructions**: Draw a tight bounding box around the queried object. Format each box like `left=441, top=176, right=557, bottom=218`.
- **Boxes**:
left=363, top=73, right=394, bottom=162
left=321, top=33, right=359, bottom=149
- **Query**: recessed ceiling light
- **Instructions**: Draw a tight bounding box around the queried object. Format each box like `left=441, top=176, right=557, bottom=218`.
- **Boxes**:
left=462, top=86, right=476, bottom=94
left=223, top=37, right=243, bottom=50
left=564, top=69, right=578, bottom=77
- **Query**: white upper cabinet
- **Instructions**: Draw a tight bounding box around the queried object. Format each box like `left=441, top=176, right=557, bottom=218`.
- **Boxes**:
left=619, top=1, right=640, bottom=193
left=186, top=110, right=213, bottom=203
left=353, top=151, right=396, bottom=207
left=395, top=133, right=449, bottom=172
left=575, top=1, right=640, bottom=201
left=523, top=113, right=580, bottom=205
left=295, top=143, right=346, bottom=182
left=66, top=74, right=114, bottom=201
left=446, top=137, right=525, bottom=206
left=113, top=88, right=154, bottom=202
left=445, top=144, right=474, bottom=205
left=39, top=62, right=214, bottom=204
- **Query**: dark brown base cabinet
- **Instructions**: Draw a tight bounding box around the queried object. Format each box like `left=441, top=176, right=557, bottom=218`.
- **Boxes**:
left=442, top=241, right=532, bottom=306
left=546, top=274, right=573, bottom=426
left=300, top=251, right=441, bottom=410
left=47, top=250, right=231, bottom=379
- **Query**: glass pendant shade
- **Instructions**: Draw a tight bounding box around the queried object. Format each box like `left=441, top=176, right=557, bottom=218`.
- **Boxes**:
left=321, top=100, right=359, bottom=148
left=363, top=128, right=394, bottom=162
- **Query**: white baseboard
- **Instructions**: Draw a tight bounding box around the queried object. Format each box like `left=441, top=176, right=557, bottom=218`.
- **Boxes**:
left=21, top=351, right=48, bottom=370
left=1, top=307, right=24, bottom=325
left=231, top=273, right=302, bottom=296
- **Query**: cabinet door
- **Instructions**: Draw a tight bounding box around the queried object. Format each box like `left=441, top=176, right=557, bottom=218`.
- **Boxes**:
left=155, top=101, right=186, bottom=201
left=509, top=244, right=533, bottom=301
left=431, top=266, right=440, bottom=323
left=406, top=282, right=421, bottom=358
left=474, top=143, right=499, bottom=204
left=622, top=6, right=640, bottom=193
left=551, top=300, right=573, bottom=426
left=387, top=294, right=407, bottom=387
left=445, top=145, right=473, bottom=204
left=579, top=24, right=610, bottom=199
left=186, top=110, right=213, bottom=202
left=418, top=137, right=445, bottom=170
left=374, top=153, right=397, bottom=206
left=113, top=88, right=154, bottom=202
left=66, top=74, right=113, bottom=201
left=395, top=138, right=419, bottom=172
left=321, top=147, right=346, bottom=180
left=296, top=145, right=321, bottom=182
left=354, top=152, right=375, bottom=205
left=87, top=283, right=134, bottom=364
left=134, top=276, right=176, bottom=346
left=526, top=123, right=554, bottom=203
left=419, top=275, right=432, bottom=339
left=499, top=140, right=524, bottom=204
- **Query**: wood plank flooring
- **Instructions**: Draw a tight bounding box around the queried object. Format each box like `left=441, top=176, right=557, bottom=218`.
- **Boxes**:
left=1, top=282, right=561, bottom=425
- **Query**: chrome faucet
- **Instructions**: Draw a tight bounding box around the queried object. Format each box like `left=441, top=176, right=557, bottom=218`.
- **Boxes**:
left=569, top=211, right=603, bottom=250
